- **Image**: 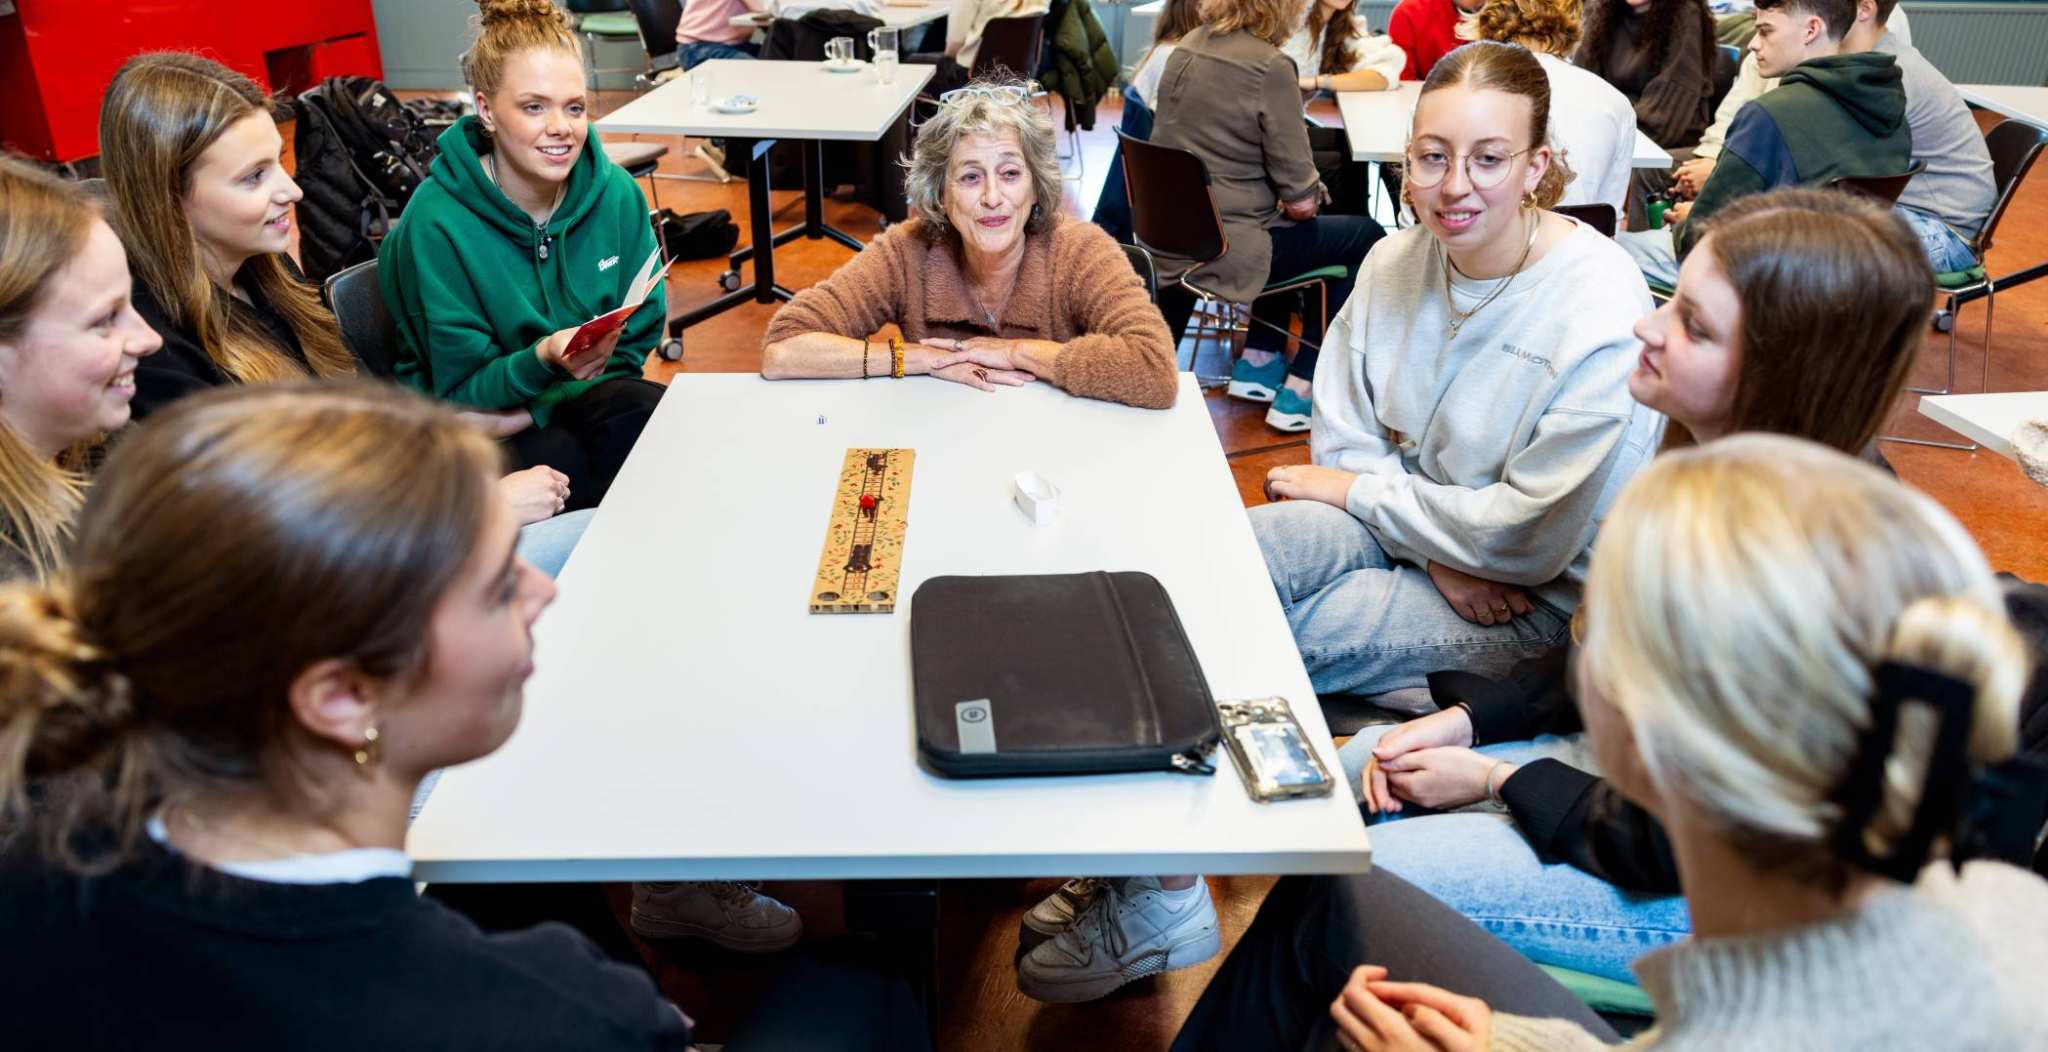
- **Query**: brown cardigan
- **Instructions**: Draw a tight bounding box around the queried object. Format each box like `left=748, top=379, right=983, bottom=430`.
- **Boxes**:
left=761, top=216, right=1179, bottom=409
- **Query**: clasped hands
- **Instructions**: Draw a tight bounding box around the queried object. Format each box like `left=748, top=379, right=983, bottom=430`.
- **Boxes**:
left=1331, top=965, right=1493, bottom=1052
left=916, top=336, right=1053, bottom=392
left=1358, top=704, right=1514, bottom=815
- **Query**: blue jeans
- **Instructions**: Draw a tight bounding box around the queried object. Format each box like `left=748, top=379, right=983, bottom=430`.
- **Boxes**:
left=515, top=508, right=594, bottom=579
left=1251, top=500, right=1572, bottom=696
left=1335, top=725, right=1691, bottom=983
left=1617, top=228, right=1678, bottom=287
left=680, top=40, right=760, bottom=71
left=1894, top=203, right=1979, bottom=274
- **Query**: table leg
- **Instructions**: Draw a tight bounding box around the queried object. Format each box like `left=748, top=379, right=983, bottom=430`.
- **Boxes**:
left=666, top=138, right=792, bottom=336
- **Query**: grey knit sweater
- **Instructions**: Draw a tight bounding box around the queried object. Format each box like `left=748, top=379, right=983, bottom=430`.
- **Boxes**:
left=1491, top=862, right=2048, bottom=1050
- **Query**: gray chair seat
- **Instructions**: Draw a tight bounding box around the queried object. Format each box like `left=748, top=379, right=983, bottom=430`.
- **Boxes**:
left=603, top=140, right=669, bottom=175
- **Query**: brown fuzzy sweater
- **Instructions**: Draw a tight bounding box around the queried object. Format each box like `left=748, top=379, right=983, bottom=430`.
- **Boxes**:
left=761, top=216, right=1178, bottom=409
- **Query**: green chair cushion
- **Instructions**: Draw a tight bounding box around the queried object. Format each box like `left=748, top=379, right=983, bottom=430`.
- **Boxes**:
left=577, top=12, right=640, bottom=37
left=1538, top=964, right=1657, bottom=1018
left=1937, top=264, right=1988, bottom=290
left=1266, top=265, right=1350, bottom=290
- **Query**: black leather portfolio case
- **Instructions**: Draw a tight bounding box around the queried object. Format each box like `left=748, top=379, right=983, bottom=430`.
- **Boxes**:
left=910, top=571, right=1221, bottom=778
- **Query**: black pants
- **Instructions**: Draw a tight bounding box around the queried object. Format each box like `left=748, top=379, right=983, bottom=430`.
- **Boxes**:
left=1169, top=872, right=1618, bottom=1052
left=502, top=377, right=663, bottom=512
left=724, top=943, right=934, bottom=1051
left=1158, top=215, right=1383, bottom=381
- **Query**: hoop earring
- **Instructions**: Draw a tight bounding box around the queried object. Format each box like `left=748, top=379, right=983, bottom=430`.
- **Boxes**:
left=353, top=725, right=381, bottom=771
left=1522, top=190, right=1538, bottom=210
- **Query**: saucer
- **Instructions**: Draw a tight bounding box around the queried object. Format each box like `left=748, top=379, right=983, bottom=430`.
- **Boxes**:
left=822, top=59, right=866, bottom=73
left=713, top=95, right=760, bottom=114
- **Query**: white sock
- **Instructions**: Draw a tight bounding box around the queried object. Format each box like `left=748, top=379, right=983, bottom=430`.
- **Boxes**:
left=1240, top=349, right=1279, bottom=369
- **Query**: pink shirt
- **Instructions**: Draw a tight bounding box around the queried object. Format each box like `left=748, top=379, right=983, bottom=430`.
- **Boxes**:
left=676, top=0, right=770, bottom=47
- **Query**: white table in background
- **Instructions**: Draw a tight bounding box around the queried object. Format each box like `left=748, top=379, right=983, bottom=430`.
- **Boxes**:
left=409, top=374, right=1372, bottom=883
left=596, top=59, right=934, bottom=335
left=1919, top=391, right=2048, bottom=469
left=1338, top=82, right=1672, bottom=169
left=734, top=0, right=954, bottom=33
left=1957, top=84, right=2048, bottom=125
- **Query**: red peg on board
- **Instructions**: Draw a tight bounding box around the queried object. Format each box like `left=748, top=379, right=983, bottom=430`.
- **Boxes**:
left=859, top=493, right=879, bottom=519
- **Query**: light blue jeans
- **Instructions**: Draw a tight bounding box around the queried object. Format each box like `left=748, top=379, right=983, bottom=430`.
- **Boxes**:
left=1251, top=500, right=1573, bottom=697
left=1336, top=725, right=1691, bottom=983
left=1617, top=228, right=1679, bottom=288
left=1893, top=204, right=1979, bottom=274
left=515, top=508, right=594, bottom=579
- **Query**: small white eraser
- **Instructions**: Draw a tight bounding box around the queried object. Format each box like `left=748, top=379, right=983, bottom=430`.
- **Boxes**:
left=1012, top=471, right=1059, bottom=525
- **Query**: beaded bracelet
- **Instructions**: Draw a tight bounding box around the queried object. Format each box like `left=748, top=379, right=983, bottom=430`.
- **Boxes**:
left=861, top=340, right=872, bottom=379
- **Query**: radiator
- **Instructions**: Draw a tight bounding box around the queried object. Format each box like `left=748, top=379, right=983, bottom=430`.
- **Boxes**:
left=1906, top=2, right=2048, bottom=87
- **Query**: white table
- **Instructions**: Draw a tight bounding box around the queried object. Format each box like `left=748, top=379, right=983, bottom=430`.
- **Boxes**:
left=1338, top=82, right=1672, bottom=169
left=410, top=374, right=1373, bottom=883
left=597, top=60, right=935, bottom=334
left=1957, top=84, right=2048, bottom=125
left=1919, top=391, right=2048, bottom=466
left=733, top=0, right=953, bottom=33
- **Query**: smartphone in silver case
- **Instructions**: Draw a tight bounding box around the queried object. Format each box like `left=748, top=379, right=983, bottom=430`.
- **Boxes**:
left=1217, top=697, right=1334, bottom=801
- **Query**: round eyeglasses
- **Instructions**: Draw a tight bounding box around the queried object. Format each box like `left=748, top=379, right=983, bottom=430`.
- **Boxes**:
left=1403, top=143, right=1533, bottom=190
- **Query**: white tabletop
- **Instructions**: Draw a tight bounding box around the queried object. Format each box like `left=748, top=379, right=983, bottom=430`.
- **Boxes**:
left=1957, top=84, right=2048, bottom=126
left=408, top=374, right=1373, bottom=883
left=595, top=59, right=935, bottom=140
left=1918, top=391, right=2048, bottom=465
left=1337, top=82, right=1671, bottom=168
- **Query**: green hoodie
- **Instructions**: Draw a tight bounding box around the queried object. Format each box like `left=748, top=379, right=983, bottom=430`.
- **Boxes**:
left=379, top=117, right=664, bottom=426
left=1675, top=51, right=1909, bottom=257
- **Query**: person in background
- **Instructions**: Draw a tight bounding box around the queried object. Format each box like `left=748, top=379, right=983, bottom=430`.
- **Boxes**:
left=1617, top=0, right=1909, bottom=285
left=1574, top=0, right=1718, bottom=152
left=1389, top=0, right=1489, bottom=80
left=99, top=51, right=588, bottom=579
left=1334, top=188, right=1935, bottom=987
left=1290, top=0, right=1407, bottom=214
left=0, top=157, right=162, bottom=584
left=1252, top=40, right=1656, bottom=703
left=1149, top=0, right=1386, bottom=432
left=1173, top=433, right=2048, bottom=1051
left=764, top=80, right=1177, bottom=409
left=1467, top=0, right=1636, bottom=215
left=1674, top=0, right=1988, bottom=274
left=674, top=0, right=770, bottom=70
left=948, top=0, right=1053, bottom=71
left=1129, top=0, right=1205, bottom=110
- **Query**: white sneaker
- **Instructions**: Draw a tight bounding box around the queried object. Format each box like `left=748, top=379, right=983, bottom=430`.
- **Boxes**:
left=1016, top=877, right=1221, bottom=1003
left=1017, top=877, right=1110, bottom=958
left=629, top=881, right=802, bottom=953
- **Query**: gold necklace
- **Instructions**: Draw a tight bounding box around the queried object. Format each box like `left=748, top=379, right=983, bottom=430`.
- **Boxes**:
left=1440, top=208, right=1540, bottom=339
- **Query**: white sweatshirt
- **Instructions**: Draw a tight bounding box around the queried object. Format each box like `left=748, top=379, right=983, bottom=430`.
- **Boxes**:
left=1310, top=220, right=1662, bottom=604
left=1538, top=52, right=1636, bottom=214
left=1278, top=18, right=1406, bottom=85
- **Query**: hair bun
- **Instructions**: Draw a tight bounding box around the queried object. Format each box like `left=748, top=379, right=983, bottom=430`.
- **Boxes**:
left=475, top=0, right=570, bottom=29
left=0, top=585, right=136, bottom=773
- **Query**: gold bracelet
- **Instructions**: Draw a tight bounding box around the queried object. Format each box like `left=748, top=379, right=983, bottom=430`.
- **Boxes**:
left=890, top=336, right=905, bottom=379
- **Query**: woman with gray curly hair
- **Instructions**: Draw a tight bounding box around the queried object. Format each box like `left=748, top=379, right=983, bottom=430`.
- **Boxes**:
left=760, top=80, right=1177, bottom=409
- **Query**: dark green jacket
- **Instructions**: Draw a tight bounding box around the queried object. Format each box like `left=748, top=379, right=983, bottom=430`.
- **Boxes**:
left=378, top=117, right=663, bottom=426
left=1040, top=0, right=1118, bottom=130
left=1675, top=51, right=1908, bottom=257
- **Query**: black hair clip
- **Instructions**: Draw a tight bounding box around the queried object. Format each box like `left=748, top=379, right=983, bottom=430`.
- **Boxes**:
left=1829, top=661, right=1978, bottom=882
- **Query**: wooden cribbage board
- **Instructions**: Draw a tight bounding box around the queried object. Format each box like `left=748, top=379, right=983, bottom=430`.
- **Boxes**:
left=809, top=448, right=914, bottom=614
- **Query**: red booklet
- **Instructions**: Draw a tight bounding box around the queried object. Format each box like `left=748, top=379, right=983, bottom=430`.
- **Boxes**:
left=565, top=245, right=667, bottom=359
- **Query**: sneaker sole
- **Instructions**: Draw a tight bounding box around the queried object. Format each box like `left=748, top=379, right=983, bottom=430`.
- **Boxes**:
left=629, top=910, right=802, bottom=954
left=1016, top=924, right=1224, bottom=1004
left=1226, top=380, right=1278, bottom=403
left=1265, top=409, right=1310, bottom=433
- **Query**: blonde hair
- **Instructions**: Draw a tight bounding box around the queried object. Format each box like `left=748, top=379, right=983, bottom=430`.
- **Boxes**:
left=1199, top=0, right=1306, bottom=48
left=0, top=156, right=98, bottom=583
left=1420, top=41, right=1575, bottom=209
left=902, top=77, right=1063, bottom=244
left=99, top=52, right=356, bottom=386
left=1472, top=0, right=1583, bottom=57
left=1581, top=435, right=2025, bottom=889
left=464, top=0, right=582, bottom=96
left=0, top=381, right=503, bottom=872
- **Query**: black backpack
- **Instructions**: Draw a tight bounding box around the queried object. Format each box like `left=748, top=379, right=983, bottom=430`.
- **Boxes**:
left=654, top=207, right=740, bottom=261
left=291, top=77, right=439, bottom=284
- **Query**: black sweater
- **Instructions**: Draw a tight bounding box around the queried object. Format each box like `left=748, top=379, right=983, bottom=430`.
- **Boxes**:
left=0, top=839, right=689, bottom=1051
left=127, top=267, right=312, bottom=422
